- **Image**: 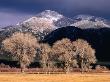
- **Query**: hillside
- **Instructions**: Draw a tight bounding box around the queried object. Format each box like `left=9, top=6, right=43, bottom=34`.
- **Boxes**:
left=43, top=26, right=110, bottom=62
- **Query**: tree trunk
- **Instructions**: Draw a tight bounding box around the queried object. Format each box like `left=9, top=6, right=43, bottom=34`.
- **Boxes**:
left=81, top=59, right=84, bottom=73
left=43, top=61, right=47, bottom=69
left=65, top=62, right=70, bottom=74
left=66, top=66, right=70, bottom=74
left=20, top=63, right=25, bottom=73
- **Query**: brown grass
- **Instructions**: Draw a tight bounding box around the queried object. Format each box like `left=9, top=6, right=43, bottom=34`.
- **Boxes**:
left=0, top=73, right=110, bottom=82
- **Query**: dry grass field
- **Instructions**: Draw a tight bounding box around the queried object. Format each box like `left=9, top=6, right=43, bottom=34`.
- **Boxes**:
left=0, top=73, right=110, bottom=82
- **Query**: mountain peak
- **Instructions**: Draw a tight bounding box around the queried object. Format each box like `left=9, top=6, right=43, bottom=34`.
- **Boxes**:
left=72, top=14, right=110, bottom=28
left=36, top=10, right=63, bottom=21
left=74, top=14, right=94, bottom=21
left=40, top=10, right=59, bottom=14
left=74, top=14, right=107, bottom=22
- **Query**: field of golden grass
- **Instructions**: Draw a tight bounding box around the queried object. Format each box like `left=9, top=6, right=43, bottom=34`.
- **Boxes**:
left=0, top=73, right=110, bottom=82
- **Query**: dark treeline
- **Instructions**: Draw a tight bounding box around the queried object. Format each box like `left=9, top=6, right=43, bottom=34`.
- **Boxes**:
left=43, top=26, right=110, bottom=62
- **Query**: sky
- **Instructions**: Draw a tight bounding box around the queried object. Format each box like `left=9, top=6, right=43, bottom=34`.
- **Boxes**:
left=0, top=0, right=110, bottom=27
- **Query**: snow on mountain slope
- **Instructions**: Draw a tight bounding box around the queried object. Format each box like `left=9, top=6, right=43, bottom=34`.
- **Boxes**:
left=14, top=10, right=72, bottom=40
left=18, top=10, right=65, bottom=32
left=0, top=10, right=70, bottom=41
left=1, top=10, right=110, bottom=41
left=19, top=11, right=110, bottom=32
left=22, top=17, right=55, bottom=32
left=36, top=10, right=63, bottom=21
left=71, top=15, right=110, bottom=29
left=17, top=10, right=75, bottom=33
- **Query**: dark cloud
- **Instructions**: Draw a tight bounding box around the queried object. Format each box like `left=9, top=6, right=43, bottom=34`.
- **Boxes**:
left=0, top=0, right=110, bottom=26
left=0, top=0, right=110, bottom=15
left=0, top=0, right=63, bottom=14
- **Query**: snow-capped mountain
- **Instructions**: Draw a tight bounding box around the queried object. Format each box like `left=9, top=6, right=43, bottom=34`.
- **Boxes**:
left=36, top=10, right=63, bottom=21
left=71, top=15, right=110, bottom=29
left=1, top=10, right=74, bottom=40
left=16, top=11, right=110, bottom=33
left=36, top=10, right=74, bottom=27
left=18, top=10, right=62, bottom=32
left=0, top=10, right=110, bottom=41
left=17, top=10, right=74, bottom=33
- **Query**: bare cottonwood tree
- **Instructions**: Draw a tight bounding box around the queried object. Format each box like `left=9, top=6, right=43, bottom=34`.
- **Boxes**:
left=52, top=38, right=78, bottom=73
left=39, top=43, right=52, bottom=70
left=2, top=32, right=39, bottom=72
left=72, top=39, right=97, bottom=73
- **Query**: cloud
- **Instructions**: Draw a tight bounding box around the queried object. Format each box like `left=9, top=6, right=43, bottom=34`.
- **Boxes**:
left=0, top=0, right=110, bottom=26
left=64, top=0, right=110, bottom=11
left=0, top=0, right=110, bottom=12
left=0, top=0, right=110, bottom=14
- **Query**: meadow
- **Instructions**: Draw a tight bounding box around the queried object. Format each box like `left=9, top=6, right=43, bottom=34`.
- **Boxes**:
left=0, top=73, right=110, bottom=82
